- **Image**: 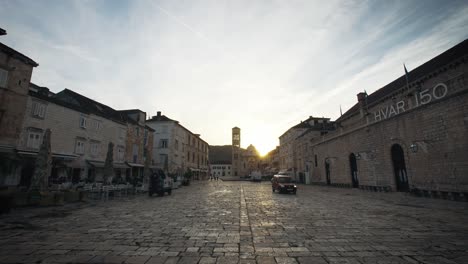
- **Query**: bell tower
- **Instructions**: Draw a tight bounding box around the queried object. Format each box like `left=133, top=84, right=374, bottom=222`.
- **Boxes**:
left=232, top=127, right=241, bottom=177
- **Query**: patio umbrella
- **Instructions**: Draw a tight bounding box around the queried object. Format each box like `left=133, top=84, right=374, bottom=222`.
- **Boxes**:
left=143, top=148, right=151, bottom=185
left=30, top=129, right=52, bottom=192
left=103, top=142, right=114, bottom=185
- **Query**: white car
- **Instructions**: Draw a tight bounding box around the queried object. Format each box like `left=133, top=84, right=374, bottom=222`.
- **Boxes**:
left=251, top=171, right=262, bottom=182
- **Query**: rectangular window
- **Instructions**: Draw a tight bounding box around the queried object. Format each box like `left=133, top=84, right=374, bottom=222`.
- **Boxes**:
left=79, top=116, right=87, bottom=128
left=27, top=131, right=42, bottom=149
left=136, top=127, right=140, bottom=137
left=32, top=101, right=46, bottom=118
left=117, top=146, right=125, bottom=161
left=75, top=139, right=85, bottom=154
left=132, top=144, right=139, bottom=163
left=144, top=129, right=148, bottom=146
left=159, top=139, right=168, bottom=148
left=159, top=154, right=168, bottom=164
left=187, top=152, right=190, bottom=162
left=91, top=120, right=102, bottom=131
left=0, top=69, right=8, bottom=88
left=119, top=128, right=126, bottom=139
left=90, top=141, right=100, bottom=156
left=315, top=154, right=318, bottom=167
left=175, top=139, right=179, bottom=150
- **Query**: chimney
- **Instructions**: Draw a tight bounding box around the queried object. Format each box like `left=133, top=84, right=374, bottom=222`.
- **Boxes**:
left=157, top=111, right=161, bottom=117
left=357, top=92, right=368, bottom=118
left=357, top=92, right=367, bottom=102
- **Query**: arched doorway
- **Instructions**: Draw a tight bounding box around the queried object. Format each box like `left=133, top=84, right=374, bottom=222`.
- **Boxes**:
left=349, top=153, right=359, bottom=188
left=391, top=144, right=409, bottom=192
left=324, top=159, right=331, bottom=185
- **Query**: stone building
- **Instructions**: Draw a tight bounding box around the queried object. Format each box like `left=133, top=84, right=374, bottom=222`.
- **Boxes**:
left=262, top=146, right=280, bottom=176
left=1, top=81, right=156, bottom=188
left=245, top=144, right=261, bottom=175
left=18, top=85, right=131, bottom=185
left=293, top=119, right=335, bottom=183
left=118, top=109, right=154, bottom=183
left=146, top=111, right=209, bottom=180
left=278, top=116, right=334, bottom=181
left=210, top=163, right=232, bottom=179
left=0, top=40, right=38, bottom=186
left=231, top=127, right=244, bottom=177
left=230, top=127, right=262, bottom=177
left=309, top=39, right=468, bottom=197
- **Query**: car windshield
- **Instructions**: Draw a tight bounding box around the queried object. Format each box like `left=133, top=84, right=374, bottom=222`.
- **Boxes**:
left=277, top=177, right=292, bottom=183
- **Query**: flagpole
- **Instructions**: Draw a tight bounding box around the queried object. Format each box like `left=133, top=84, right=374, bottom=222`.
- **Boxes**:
left=404, top=63, right=410, bottom=89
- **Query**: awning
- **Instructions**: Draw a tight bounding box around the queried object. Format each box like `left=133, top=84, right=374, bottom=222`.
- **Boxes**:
left=114, top=163, right=130, bottom=169
left=126, top=162, right=144, bottom=168
left=87, top=160, right=129, bottom=169
left=0, top=144, right=16, bottom=154
left=17, top=150, right=78, bottom=160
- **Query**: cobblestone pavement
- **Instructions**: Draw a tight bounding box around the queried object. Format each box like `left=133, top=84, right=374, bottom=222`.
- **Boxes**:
left=1, top=181, right=468, bottom=264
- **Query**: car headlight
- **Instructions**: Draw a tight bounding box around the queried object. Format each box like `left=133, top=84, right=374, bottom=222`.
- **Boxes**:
left=279, top=184, right=284, bottom=188
left=294, top=185, right=297, bottom=188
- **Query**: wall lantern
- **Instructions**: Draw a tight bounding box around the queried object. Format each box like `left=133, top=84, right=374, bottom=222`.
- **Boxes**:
left=410, top=143, right=418, bottom=153
left=355, top=153, right=361, bottom=160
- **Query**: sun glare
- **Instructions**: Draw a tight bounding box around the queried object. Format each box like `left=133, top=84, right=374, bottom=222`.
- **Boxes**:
left=244, top=133, right=277, bottom=157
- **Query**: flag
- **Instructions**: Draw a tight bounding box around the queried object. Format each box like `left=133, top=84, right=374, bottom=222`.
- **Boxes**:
left=404, top=63, right=410, bottom=88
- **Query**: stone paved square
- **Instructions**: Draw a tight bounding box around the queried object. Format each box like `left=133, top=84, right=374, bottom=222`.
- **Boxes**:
left=1, top=181, right=467, bottom=263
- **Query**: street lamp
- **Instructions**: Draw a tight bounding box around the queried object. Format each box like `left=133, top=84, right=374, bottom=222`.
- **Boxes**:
left=410, top=143, right=418, bottom=153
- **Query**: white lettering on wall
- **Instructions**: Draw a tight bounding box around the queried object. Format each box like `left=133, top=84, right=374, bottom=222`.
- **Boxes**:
left=372, top=82, right=448, bottom=123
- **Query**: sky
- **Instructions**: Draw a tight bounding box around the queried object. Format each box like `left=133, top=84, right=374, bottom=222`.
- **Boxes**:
left=1, top=0, right=467, bottom=156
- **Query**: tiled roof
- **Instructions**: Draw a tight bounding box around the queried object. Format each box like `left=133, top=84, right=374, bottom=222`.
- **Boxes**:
left=0, top=42, right=38, bottom=67
left=30, top=84, right=155, bottom=131
left=337, top=39, right=468, bottom=122
left=55, top=89, right=125, bottom=123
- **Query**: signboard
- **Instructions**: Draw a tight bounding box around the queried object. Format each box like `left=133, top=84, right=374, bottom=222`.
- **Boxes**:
left=373, top=83, right=448, bottom=123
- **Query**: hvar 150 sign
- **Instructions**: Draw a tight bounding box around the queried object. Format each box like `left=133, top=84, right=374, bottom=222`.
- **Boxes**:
left=373, top=83, right=448, bottom=122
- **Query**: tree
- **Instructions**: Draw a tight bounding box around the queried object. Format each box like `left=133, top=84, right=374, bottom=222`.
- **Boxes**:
left=103, top=142, right=114, bottom=185
left=30, top=129, right=52, bottom=192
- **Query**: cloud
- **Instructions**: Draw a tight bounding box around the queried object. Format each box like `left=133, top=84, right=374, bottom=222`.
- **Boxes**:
left=0, top=0, right=467, bottom=152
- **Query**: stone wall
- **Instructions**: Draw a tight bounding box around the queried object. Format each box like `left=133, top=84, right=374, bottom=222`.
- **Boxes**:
left=309, top=61, right=468, bottom=193
left=0, top=52, right=34, bottom=147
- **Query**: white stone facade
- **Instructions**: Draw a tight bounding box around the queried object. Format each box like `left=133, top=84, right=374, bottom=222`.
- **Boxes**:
left=210, top=164, right=232, bottom=178
left=147, top=112, right=209, bottom=180
left=17, top=89, right=128, bottom=184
